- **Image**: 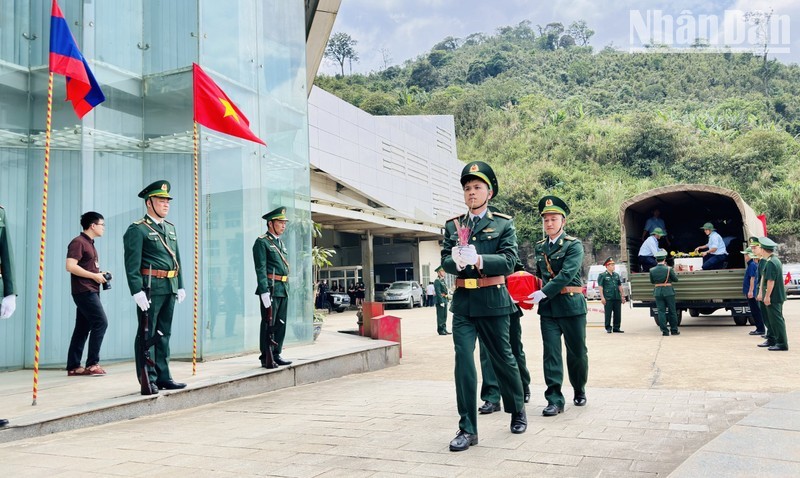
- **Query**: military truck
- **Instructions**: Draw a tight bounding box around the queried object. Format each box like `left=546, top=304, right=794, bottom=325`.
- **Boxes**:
left=619, top=184, right=766, bottom=326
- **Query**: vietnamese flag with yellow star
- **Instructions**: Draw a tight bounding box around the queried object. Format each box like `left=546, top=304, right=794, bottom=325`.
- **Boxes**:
left=192, top=63, right=266, bottom=145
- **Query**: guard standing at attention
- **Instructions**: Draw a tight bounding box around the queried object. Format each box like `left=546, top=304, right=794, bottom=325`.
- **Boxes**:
left=441, top=160, right=526, bottom=452
left=254, top=207, right=293, bottom=367
left=123, top=180, right=187, bottom=394
left=434, top=265, right=450, bottom=335
left=597, top=257, right=626, bottom=333
left=1, top=205, right=17, bottom=427
left=529, top=196, right=589, bottom=417
left=649, top=249, right=679, bottom=336
left=756, top=237, right=788, bottom=351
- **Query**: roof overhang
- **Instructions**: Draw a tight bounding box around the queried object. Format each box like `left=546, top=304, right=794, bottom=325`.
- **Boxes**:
left=305, top=0, right=341, bottom=97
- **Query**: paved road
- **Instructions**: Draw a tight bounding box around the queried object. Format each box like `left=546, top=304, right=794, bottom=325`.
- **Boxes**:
left=0, top=300, right=797, bottom=477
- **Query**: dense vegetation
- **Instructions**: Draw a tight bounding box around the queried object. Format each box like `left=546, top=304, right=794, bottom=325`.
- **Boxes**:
left=315, top=21, right=800, bottom=249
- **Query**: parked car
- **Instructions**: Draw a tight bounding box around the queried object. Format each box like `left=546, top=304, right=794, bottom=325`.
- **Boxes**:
left=381, top=281, right=424, bottom=309
left=785, top=263, right=800, bottom=296
left=585, top=264, right=631, bottom=301
left=321, top=291, right=350, bottom=313
left=374, top=283, right=392, bottom=302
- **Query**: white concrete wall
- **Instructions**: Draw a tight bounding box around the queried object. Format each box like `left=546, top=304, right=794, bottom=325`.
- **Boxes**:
left=308, top=86, right=464, bottom=225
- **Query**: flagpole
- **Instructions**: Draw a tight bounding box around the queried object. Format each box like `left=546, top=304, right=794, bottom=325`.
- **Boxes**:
left=32, top=72, right=55, bottom=405
left=192, top=122, right=200, bottom=375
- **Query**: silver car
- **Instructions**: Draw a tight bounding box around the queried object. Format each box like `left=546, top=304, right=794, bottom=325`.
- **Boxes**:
left=382, top=281, right=424, bottom=309
left=785, top=263, right=800, bottom=296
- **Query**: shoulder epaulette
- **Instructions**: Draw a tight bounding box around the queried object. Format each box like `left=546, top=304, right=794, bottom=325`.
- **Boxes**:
left=133, top=219, right=144, bottom=225
left=446, top=214, right=464, bottom=223
left=564, top=235, right=578, bottom=241
left=493, top=212, right=512, bottom=219
left=536, top=237, right=546, bottom=245
left=259, top=233, right=269, bottom=239
left=0, top=205, right=5, bottom=210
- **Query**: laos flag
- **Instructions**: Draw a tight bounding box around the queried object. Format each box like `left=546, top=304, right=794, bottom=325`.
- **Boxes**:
left=49, top=0, right=105, bottom=118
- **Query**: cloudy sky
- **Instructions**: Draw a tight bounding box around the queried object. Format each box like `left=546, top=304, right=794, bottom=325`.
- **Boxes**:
left=320, top=0, right=800, bottom=75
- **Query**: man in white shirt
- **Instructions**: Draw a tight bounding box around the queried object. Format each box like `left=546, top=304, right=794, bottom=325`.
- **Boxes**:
left=637, top=227, right=665, bottom=272
left=695, top=222, right=728, bottom=270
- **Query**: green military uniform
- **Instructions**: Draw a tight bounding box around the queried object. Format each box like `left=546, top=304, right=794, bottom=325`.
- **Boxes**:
left=0, top=206, right=15, bottom=300
left=649, top=250, right=679, bottom=336
left=433, top=266, right=449, bottom=335
left=253, top=207, right=290, bottom=364
left=123, top=181, right=184, bottom=386
left=533, top=196, right=588, bottom=412
left=752, top=237, right=774, bottom=346
left=597, top=257, right=624, bottom=333
left=758, top=238, right=788, bottom=351
left=0, top=206, right=15, bottom=426
left=442, top=161, right=525, bottom=445
left=479, top=303, right=531, bottom=407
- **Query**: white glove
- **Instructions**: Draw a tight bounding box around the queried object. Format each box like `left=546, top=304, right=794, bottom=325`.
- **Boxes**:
left=526, top=290, right=547, bottom=305
left=459, top=244, right=479, bottom=266
left=260, top=292, right=272, bottom=309
left=0, top=295, right=16, bottom=319
left=451, top=247, right=468, bottom=269
left=133, top=291, right=150, bottom=311
left=177, top=289, right=186, bottom=304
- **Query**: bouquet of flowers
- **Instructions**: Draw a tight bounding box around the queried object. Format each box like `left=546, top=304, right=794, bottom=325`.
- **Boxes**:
left=670, top=251, right=701, bottom=258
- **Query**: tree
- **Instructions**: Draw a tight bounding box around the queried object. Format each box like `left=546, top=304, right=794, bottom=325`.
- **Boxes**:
left=407, top=60, right=440, bottom=91
left=325, top=32, right=359, bottom=76
left=535, top=23, right=565, bottom=50
left=432, top=36, right=460, bottom=51
left=567, top=20, right=594, bottom=46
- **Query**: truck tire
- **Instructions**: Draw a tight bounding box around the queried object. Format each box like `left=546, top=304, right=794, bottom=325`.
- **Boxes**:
left=733, top=316, right=749, bottom=326
left=689, top=308, right=700, bottom=317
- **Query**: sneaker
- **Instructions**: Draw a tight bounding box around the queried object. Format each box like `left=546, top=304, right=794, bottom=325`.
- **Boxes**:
left=67, top=367, right=86, bottom=376
left=84, top=364, right=107, bottom=376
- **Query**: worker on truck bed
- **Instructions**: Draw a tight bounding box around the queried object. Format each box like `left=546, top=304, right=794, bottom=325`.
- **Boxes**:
left=638, top=227, right=665, bottom=272
left=695, top=222, right=728, bottom=270
left=641, top=208, right=670, bottom=246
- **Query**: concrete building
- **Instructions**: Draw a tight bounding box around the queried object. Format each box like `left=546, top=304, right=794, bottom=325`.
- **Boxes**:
left=0, top=0, right=462, bottom=370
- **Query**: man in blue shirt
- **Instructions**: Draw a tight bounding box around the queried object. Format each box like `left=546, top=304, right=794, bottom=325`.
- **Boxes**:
left=637, top=227, right=665, bottom=272
left=740, top=244, right=765, bottom=336
left=695, top=222, right=727, bottom=270
left=641, top=209, right=669, bottom=246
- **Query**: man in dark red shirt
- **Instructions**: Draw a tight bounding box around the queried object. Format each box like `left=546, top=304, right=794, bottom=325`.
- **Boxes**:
left=65, top=212, right=109, bottom=376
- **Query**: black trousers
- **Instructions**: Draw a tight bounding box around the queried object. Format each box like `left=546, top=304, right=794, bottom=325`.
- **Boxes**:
left=67, top=292, right=108, bottom=370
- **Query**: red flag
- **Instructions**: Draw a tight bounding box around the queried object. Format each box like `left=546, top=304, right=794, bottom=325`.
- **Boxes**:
left=786, top=271, right=792, bottom=286
left=49, top=0, right=105, bottom=118
left=757, top=214, right=767, bottom=236
left=192, top=63, right=265, bottom=145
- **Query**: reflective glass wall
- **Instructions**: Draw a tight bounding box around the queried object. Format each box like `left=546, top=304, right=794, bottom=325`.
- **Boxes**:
left=0, top=0, right=311, bottom=369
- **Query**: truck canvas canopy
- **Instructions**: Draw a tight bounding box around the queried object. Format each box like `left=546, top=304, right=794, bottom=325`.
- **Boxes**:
left=619, top=184, right=764, bottom=271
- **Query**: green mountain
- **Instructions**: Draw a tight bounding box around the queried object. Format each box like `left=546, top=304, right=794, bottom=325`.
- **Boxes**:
left=315, top=21, right=800, bottom=249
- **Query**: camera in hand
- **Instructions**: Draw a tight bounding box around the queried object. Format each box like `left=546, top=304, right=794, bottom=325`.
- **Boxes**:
left=102, top=272, right=112, bottom=290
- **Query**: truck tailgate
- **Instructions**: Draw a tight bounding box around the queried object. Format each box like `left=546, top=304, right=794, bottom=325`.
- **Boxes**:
left=630, top=269, right=746, bottom=301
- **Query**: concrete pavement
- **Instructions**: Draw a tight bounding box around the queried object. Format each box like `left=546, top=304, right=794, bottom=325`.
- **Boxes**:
left=0, top=300, right=798, bottom=476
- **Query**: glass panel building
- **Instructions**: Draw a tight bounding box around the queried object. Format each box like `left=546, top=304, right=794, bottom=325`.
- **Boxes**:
left=0, top=0, right=314, bottom=369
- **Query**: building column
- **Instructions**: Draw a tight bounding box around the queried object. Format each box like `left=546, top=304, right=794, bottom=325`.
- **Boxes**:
left=361, top=230, right=374, bottom=301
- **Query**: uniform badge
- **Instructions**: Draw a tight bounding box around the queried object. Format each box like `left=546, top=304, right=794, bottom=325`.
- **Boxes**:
left=545, top=199, right=553, bottom=207
left=161, top=183, right=168, bottom=191
left=469, top=164, right=479, bottom=172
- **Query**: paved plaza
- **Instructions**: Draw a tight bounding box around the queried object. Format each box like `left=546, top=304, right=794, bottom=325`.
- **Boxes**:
left=0, top=299, right=798, bottom=476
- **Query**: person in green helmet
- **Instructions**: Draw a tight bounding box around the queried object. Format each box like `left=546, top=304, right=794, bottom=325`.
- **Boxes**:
left=441, top=160, right=526, bottom=452
left=695, top=222, right=728, bottom=270
left=649, top=249, right=680, bottom=336
left=529, top=195, right=589, bottom=417
left=755, top=237, right=788, bottom=351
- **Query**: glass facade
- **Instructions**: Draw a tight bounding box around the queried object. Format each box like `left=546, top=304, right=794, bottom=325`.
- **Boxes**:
left=0, top=0, right=312, bottom=369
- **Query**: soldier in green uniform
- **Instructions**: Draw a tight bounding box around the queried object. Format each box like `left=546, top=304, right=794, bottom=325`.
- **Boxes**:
left=0, top=205, right=17, bottom=427
left=441, top=161, right=526, bottom=452
left=530, top=196, right=589, bottom=416
left=433, top=265, right=450, bottom=335
left=649, top=249, right=679, bottom=336
left=124, top=181, right=187, bottom=394
left=750, top=237, right=774, bottom=346
left=756, top=237, right=788, bottom=351
left=253, top=207, right=292, bottom=367
left=598, top=257, right=626, bottom=333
